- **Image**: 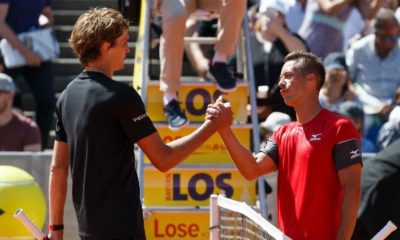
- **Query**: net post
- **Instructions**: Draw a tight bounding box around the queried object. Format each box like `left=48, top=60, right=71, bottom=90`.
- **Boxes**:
left=210, top=194, right=220, bottom=240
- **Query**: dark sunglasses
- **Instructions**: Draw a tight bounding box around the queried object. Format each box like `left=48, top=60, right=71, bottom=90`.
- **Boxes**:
left=377, top=31, right=400, bottom=42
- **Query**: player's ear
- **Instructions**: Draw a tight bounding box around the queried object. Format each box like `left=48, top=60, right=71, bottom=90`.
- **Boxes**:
left=306, top=73, right=318, bottom=88
left=100, top=41, right=111, bottom=55
left=305, top=73, right=313, bottom=82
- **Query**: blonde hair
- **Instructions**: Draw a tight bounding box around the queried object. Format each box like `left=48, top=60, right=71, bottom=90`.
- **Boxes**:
left=69, top=7, right=129, bottom=65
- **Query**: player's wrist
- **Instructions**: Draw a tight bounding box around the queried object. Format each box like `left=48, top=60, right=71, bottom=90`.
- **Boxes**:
left=217, top=126, right=231, bottom=135
left=48, top=224, right=64, bottom=231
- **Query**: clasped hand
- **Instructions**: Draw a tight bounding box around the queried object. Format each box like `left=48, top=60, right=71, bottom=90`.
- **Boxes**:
left=206, top=96, right=233, bottom=131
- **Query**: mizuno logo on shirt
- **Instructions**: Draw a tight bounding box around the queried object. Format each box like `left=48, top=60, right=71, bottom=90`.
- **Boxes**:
left=133, top=113, right=148, bottom=122
left=350, top=149, right=361, bottom=159
left=310, top=133, right=322, bottom=141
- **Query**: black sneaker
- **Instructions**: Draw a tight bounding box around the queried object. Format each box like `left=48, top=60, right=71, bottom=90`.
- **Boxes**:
left=164, top=99, right=189, bottom=130
left=208, top=62, right=237, bottom=93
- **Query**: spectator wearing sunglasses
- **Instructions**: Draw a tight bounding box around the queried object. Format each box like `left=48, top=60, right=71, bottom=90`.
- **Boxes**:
left=346, top=8, right=400, bottom=143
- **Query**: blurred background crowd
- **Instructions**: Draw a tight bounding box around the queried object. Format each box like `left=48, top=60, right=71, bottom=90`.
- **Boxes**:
left=148, top=0, right=400, bottom=154
left=0, top=0, right=400, bottom=239
left=232, top=0, right=400, bottom=153
left=1, top=0, right=400, bottom=153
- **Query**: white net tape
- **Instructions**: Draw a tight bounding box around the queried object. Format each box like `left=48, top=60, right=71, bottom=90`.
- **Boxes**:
left=210, top=195, right=397, bottom=240
left=210, top=195, right=291, bottom=240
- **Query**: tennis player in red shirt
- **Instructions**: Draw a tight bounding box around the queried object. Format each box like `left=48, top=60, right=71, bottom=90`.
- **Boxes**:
left=208, top=51, right=362, bottom=240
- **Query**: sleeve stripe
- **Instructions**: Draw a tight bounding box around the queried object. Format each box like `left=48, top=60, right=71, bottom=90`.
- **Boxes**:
left=260, top=140, right=279, bottom=167
left=336, top=138, right=359, bottom=145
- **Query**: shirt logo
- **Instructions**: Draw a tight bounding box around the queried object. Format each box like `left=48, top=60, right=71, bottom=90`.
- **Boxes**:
left=350, top=149, right=361, bottom=159
left=310, top=133, right=322, bottom=141
left=132, top=113, right=148, bottom=122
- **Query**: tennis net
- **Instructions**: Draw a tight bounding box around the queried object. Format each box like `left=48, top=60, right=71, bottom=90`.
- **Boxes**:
left=210, top=194, right=291, bottom=240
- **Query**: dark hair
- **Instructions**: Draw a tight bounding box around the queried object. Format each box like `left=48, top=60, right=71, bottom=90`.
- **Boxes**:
left=374, top=8, right=398, bottom=31
left=284, top=51, right=325, bottom=90
left=69, top=7, right=129, bottom=65
left=323, top=52, right=350, bottom=96
left=337, top=101, right=364, bottom=120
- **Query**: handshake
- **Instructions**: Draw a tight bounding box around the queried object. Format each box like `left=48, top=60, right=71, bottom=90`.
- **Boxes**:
left=206, top=96, right=233, bottom=132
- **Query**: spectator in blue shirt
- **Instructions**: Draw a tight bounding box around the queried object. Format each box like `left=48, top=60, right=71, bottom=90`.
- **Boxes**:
left=346, top=8, right=400, bottom=143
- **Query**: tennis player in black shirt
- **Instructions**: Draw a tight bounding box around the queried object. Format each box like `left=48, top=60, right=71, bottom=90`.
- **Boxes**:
left=48, top=8, right=233, bottom=240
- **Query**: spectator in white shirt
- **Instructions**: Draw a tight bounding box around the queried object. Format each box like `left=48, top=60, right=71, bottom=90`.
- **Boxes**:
left=346, top=8, right=400, bottom=140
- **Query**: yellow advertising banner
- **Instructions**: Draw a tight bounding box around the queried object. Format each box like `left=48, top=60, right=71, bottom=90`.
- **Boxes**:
left=145, top=124, right=251, bottom=164
left=146, top=82, right=248, bottom=123
left=144, top=209, right=209, bottom=240
left=143, top=167, right=256, bottom=207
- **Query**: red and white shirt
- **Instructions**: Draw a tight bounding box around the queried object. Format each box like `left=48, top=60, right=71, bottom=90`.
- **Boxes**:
left=261, top=109, right=362, bottom=239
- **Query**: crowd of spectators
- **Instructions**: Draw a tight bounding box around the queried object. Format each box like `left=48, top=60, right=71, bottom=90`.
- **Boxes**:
left=245, top=0, right=400, bottom=153
left=0, top=0, right=400, bottom=156
left=0, top=0, right=55, bottom=151
left=0, top=1, right=399, bottom=238
left=165, top=0, right=400, bottom=153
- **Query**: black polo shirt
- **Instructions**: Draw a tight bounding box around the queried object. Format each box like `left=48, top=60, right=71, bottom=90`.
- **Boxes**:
left=55, top=71, right=156, bottom=238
